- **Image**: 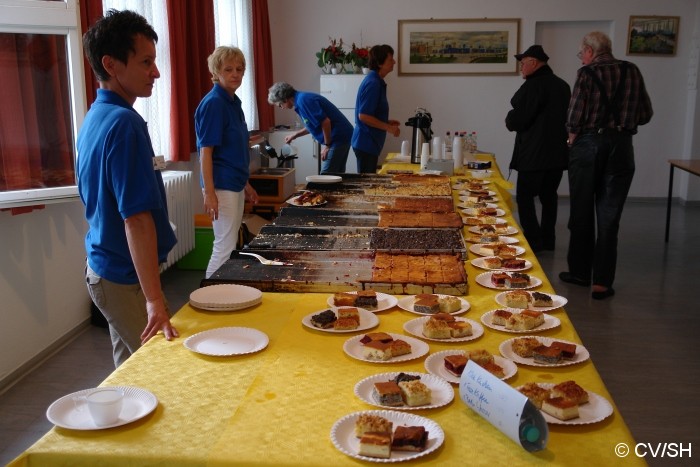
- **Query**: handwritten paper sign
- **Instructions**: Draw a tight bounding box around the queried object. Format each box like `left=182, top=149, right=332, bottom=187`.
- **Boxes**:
left=459, top=360, right=548, bottom=452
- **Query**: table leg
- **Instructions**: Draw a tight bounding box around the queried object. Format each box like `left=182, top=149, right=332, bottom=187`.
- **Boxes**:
left=665, top=164, right=675, bottom=243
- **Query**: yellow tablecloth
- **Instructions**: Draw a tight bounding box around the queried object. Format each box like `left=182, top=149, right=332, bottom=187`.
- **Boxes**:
left=11, top=157, right=644, bottom=467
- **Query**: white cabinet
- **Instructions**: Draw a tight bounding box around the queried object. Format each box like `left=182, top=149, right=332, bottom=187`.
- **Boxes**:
left=266, top=130, right=318, bottom=184
left=320, top=74, right=365, bottom=173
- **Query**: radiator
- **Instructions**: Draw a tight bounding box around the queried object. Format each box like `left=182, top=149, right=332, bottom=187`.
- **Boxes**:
left=161, top=171, right=194, bottom=270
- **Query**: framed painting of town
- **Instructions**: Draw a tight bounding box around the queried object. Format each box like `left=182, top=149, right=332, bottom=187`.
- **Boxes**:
left=627, top=16, right=679, bottom=56
left=398, top=18, right=520, bottom=75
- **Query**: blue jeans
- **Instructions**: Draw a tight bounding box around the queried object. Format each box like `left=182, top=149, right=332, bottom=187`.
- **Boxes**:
left=353, top=148, right=379, bottom=173
left=566, top=131, right=635, bottom=287
left=321, top=143, right=350, bottom=174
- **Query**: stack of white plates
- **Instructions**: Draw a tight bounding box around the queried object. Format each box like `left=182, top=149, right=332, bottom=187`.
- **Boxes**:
left=189, top=284, right=262, bottom=311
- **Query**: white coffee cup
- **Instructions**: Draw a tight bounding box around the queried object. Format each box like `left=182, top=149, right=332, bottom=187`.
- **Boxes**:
left=421, top=142, right=431, bottom=157
left=86, top=388, right=124, bottom=426
left=401, top=140, right=410, bottom=157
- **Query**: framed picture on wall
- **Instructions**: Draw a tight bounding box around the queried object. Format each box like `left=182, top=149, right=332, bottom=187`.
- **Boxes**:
left=397, top=18, right=520, bottom=75
left=627, top=16, right=680, bottom=56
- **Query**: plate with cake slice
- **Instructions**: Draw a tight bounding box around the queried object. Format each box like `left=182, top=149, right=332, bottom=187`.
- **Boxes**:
left=480, top=309, right=561, bottom=333
left=465, top=235, right=519, bottom=245
left=499, top=336, right=590, bottom=367
left=424, top=350, right=517, bottom=384
left=461, top=207, right=506, bottom=217
left=468, top=225, right=519, bottom=236
left=475, top=271, right=543, bottom=290
left=469, top=243, right=526, bottom=257
left=403, top=316, right=484, bottom=343
left=354, top=372, right=454, bottom=411
left=516, top=382, right=613, bottom=425
left=302, top=307, right=379, bottom=333
left=471, top=256, right=532, bottom=272
left=330, top=410, right=444, bottom=462
left=494, top=291, right=567, bottom=312
left=343, top=333, right=429, bottom=364
left=327, top=291, right=398, bottom=313
left=397, top=294, right=470, bottom=316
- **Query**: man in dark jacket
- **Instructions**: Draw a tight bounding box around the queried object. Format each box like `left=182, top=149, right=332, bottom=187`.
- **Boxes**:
left=506, top=45, right=571, bottom=252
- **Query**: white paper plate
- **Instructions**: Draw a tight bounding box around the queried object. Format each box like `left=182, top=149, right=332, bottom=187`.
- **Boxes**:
left=286, top=193, right=327, bottom=207
left=306, top=175, right=342, bottom=184
left=461, top=208, right=506, bottom=217
left=46, top=386, right=158, bottom=430
left=354, top=372, right=454, bottom=410
left=302, top=307, right=379, bottom=333
left=480, top=309, right=561, bottom=334
left=330, top=410, right=444, bottom=463
left=469, top=244, right=526, bottom=257
left=517, top=383, right=613, bottom=425
left=343, top=333, right=429, bottom=364
left=461, top=216, right=505, bottom=226
left=403, top=317, right=484, bottom=343
left=452, top=179, right=491, bottom=190
left=189, top=284, right=262, bottom=311
left=494, top=291, right=568, bottom=312
left=468, top=225, right=519, bottom=236
left=184, top=327, right=269, bottom=356
left=471, top=256, right=532, bottom=272
left=327, top=291, right=399, bottom=313
left=397, top=295, right=470, bottom=316
left=424, top=350, right=517, bottom=384
left=460, top=189, right=497, bottom=197
left=499, top=336, right=590, bottom=368
left=465, top=235, right=518, bottom=245
left=475, top=271, right=543, bottom=290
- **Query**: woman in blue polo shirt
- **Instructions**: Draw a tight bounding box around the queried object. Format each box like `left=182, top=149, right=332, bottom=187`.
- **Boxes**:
left=195, top=46, right=259, bottom=278
left=351, top=44, right=401, bottom=173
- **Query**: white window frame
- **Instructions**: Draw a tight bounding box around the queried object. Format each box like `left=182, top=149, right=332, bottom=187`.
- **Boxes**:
left=0, top=0, right=86, bottom=208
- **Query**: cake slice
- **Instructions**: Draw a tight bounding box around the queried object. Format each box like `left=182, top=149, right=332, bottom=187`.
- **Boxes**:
left=521, top=310, right=545, bottom=327
left=481, top=361, right=505, bottom=378
left=358, top=432, right=392, bottom=459
left=360, top=332, right=393, bottom=345
left=505, top=313, right=537, bottom=331
left=491, top=272, right=510, bottom=287
left=310, top=309, right=337, bottom=329
left=390, top=339, right=412, bottom=357
left=531, top=292, right=553, bottom=307
left=504, top=291, right=530, bottom=309
left=518, top=382, right=551, bottom=409
left=532, top=345, right=563, bottom=364
left=551, top=380, right=589, bottom=404
left=398, top=380, right=431, bottom=407
left=333, top=292, right=357, bottom=307
left=542, top=397, right=580, bottom=421
left=511, top=337, right=542, bottom=358
left=392, top=426, right=428, bottom=452
left=414, top=295, right=440, bottom=314
left=448, top=320, right=472, bottom=338
left=333, top=317, right=359, bottom=331
left=431, top=312, right=456, bottom=322
left=437, top=295, right=462, bottom=313
left=372, top=381, right=404, bottom=407
left=550, top=341, right=577, bottom=359
left=355, top=413, right=393, bottom=437
left=501, top=257, right=526, bottom=269
left=423, top=317, right=452, bottom=339
left=356, top=290, right=378, bottom=309
left=362, top=341, right=393, bottom=361
left=465, top=349, right=494, bottom=366
left=444, top=354, right=468, bottom=377
left=337, top=307, right=360, bottom=322
left=491, top=309, right=513, bottom=326
left=483, top=257, right=503, bottom=269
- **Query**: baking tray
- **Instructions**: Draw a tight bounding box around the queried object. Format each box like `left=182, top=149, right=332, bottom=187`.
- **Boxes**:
left=201, top=250, right=468, bottom=295
left=274, top=207, right=379, bottom=227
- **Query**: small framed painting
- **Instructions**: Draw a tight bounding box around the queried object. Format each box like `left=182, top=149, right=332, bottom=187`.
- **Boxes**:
left=398, top=18, right=520, bottom=75
left=627, top=16, right=680, bottom=56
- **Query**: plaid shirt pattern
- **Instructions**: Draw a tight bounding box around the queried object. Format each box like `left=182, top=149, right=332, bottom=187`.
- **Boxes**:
left=566, top=53, right=653, bottom=134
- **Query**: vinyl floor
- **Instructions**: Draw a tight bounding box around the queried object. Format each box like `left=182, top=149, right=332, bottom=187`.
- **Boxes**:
left=1, top=199, right=698, bottom=467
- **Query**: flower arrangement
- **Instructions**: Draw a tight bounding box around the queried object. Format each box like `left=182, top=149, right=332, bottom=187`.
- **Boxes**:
left=316, top=37, right=346, bottom=70
left=347, top=43, right=370, bottom=69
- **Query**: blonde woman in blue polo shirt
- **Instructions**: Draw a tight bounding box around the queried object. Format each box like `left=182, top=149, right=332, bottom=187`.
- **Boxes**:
left=195, top=46, right=259, bottom=279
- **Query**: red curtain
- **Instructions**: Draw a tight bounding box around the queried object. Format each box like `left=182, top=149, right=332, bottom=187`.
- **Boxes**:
left=252, top=0, right=275, bottom=131
left=0, top=34, right=74, bottom=215
left=79, top=0, right=104, bottom=110
left=166, top=0, right=215, bottom=162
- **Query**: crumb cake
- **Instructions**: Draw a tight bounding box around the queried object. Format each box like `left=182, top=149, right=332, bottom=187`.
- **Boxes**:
left=505, top=291, right=531, bottom=309
left=466, top=349, right=494, bottom=366
left=355, top=414, right=393, bottom=437
left=438, top=295, right=462, bottom=313
left=398, top=380, right=431, bottom=407
left=542, top=397, right=580, bottom=421
left=511, top=337, right=542, bottom=358
left=390, top=339, right=412, bottom=357
left=481, top=361, right=505, bottom=378
left=423, top=317, right=452, bottom=339
left=333, top=317, right=359, bottom=331
left=448, top=320, right=472, bottom=338
left=519, top=382, right=552, bottom=409
left=551, top=380, right=589, bottom=404
left=491, top=309, right=513, bottom=325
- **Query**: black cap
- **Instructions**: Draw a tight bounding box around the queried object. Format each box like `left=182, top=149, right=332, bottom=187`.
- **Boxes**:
left=514, top=45, right=549, bottom=62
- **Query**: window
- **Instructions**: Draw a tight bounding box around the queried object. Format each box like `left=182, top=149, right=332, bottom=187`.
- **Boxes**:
left=0, top=0, right=86, bottom=208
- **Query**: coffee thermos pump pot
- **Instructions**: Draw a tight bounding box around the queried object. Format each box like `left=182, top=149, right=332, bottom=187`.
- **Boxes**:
left=405, top=108, right=433, bottom=164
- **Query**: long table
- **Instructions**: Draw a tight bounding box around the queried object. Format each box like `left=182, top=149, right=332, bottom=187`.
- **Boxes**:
left=11, top=155, right=644, bottom=466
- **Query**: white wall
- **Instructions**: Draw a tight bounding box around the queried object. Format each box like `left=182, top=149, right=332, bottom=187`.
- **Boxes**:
left=268, top=0, right=700, bottom=200
left=0, top=201, right=91, bottom=385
